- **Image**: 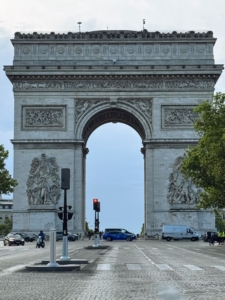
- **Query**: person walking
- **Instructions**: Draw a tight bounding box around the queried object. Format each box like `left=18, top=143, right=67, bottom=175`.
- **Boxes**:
left=222, top=231, right=225, bottom=245
left=88, top=231, right=91, bottom=240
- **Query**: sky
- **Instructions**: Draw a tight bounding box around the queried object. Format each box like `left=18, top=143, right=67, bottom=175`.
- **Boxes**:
left=0, top=0, right=225, bottom=234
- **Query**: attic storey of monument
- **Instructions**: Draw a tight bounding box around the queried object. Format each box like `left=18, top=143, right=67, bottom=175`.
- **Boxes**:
left=4, top=29, right=223, bottom=234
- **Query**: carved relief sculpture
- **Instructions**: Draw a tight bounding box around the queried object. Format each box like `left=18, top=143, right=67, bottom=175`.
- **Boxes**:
left=162, top=106, right=199, bottom=128
left=26, top=154, right=61, bottom=206
left=119, top=98, right=153, bottom=124
left=13, top=78, right=215, bottom=91
left=75, top=99, right=103, bottom=122
left=23, top=106, right=65, bottom=129
left=167, top=156, right=202, bottom=206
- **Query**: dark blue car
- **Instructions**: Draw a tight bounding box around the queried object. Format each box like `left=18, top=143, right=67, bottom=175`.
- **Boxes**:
left=103, top=231, right=135, bottom=241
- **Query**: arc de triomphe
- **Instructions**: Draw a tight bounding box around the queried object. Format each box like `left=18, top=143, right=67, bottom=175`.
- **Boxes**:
left=4, top=30, right=223, bottom=234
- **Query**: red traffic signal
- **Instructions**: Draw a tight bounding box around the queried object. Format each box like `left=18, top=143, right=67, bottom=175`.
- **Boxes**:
left=93, top=198, right=98, bottom=210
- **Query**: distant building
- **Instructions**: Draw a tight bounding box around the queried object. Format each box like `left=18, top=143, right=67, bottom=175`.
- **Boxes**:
left=0, top=195, right=13, bottom=224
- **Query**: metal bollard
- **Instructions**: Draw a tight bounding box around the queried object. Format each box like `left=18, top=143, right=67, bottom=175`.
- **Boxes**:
left=47, top=229, right=59, bottom=267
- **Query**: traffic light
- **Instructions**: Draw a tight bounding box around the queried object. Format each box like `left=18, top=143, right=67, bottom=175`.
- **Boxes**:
left=93, top=198, right=99, bottom=211
left=61, top=168, right=70, bottom=190
left=95, top=219, right=100, bottom=232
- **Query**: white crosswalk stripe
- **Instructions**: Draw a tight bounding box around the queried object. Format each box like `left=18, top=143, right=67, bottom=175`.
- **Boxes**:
left=97, top=263, right=225, bottom=272
left=97, top=264, right=110, bottom=270
left=213, top=266, right=225, bottom=271
left=156, top=264, right=174, bottom=271
left=127, top=264, right=142, bottom=270
left=184, top=265, right=204, bottom=270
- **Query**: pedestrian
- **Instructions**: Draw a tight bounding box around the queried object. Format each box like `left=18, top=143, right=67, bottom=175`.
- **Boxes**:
left=218, top=231, right=222, bottom=245
left=88, top=231, right=91, bottom=240
left=99, top=231, right=102, bottom=239
left=222, top=231, right=225, bottom=245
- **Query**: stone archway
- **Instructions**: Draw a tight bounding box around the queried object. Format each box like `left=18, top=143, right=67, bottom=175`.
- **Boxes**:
left=4, top=29, right=223, bottom=234
left=82, top=108, right=146, bottom=141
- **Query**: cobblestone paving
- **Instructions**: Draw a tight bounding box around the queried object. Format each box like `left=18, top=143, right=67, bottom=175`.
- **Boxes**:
left=1, top=239, right=225, bottom=299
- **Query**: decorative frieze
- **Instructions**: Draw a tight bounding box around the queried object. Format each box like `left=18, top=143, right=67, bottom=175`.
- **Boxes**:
left=167, top=155, right=202, bottom=206
left=13, top=78, right=215, bottom=91
left=26, top=154, right=61, bottom=206
left=162, top=106, right=199, bottom=129
left=13, top=42, right=214, bottom=59
left=22, top=106, right=66, bottom=130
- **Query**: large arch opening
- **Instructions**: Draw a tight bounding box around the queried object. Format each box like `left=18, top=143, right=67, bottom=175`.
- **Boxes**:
left=82, top=108, right=146, bottom=143
left=85, top=122, right=144, bottom=235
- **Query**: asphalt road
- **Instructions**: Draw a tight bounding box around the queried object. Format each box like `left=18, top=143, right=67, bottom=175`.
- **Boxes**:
left=0, top=238, right=225, bottom=299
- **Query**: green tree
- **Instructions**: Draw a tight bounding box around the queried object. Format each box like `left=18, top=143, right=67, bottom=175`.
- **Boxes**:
left=0, top=218, right=12, bottom=236
left=140, top=223, right=145, bottom=235
left=181, top=93, right=225, bottom=209
left=0, top=144, right=18, bottom=195
left=85, top=221, right=90, bottom=233
left=215, top=210, right=225, bottom=232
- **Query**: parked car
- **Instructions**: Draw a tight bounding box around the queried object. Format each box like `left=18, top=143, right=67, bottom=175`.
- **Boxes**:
left=103, top=231, right=135, bottom=241
left=162, top=225, right=200, bottom=241
left=4, top=234, right=25, bottom=246
left=56, top=231, right=78, bottom=241
left=10, top=232, right=35, bottom=242
left=104, top=228, right=137, bottom=239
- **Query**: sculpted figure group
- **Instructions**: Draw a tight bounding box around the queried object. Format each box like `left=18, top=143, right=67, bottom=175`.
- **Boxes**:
left=26, top=154, right=61, bottom=206
left=167, top=156, right=202, bottom=206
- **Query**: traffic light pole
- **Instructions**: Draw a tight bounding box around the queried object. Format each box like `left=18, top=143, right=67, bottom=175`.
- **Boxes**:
left=59, top=168, right=71, bottom=261
left=60, top=188, right=70, bottom=261
left=93, top=211, right=100, bottom=247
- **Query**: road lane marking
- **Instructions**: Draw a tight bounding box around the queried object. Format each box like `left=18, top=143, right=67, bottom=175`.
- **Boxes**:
left=4, top=265, right=25, bottom=272
left=97, top=264, right=110, bottom=270
left=213, top=266, right=225, bottom=271
left=134, top=244, right=155, bottom=264
left=184, top=265, right=204, bottom=270
left=127, top=264, right=142, bottom=270
left=156, top=264, right=174, bottom=271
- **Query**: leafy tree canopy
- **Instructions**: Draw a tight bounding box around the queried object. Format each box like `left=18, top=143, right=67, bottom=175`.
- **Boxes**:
left=0, top=144, right=18, bottom=195
left=181, top=93, right=225, bottom=209
left=0, top=218, right=12, bottom=236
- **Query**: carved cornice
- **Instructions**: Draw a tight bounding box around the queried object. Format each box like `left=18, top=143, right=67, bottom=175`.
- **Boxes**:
left=142, top=139, right=198, bottom=149
left=13, top=30, right=214, bottom=41
left=11, top=75, right=216, bottom=91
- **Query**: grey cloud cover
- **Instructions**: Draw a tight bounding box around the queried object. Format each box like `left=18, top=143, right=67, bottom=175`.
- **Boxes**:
left=0, top=0, right=224, bottom=233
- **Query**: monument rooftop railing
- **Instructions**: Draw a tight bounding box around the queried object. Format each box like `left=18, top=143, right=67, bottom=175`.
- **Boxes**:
left=12, top=30, right=215, bottom=41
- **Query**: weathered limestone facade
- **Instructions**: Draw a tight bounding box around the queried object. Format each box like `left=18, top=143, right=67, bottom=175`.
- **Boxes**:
left=4, top=30, right=223, bottom=234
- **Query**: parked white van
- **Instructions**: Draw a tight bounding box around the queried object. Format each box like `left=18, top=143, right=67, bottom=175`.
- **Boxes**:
left=162, top=225, right=200, bottom=241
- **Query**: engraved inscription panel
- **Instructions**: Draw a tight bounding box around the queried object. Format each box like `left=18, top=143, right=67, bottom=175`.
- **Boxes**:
left=22, top=106, right=66, bottom=130
left=162, top=106, right=199, bottom=129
